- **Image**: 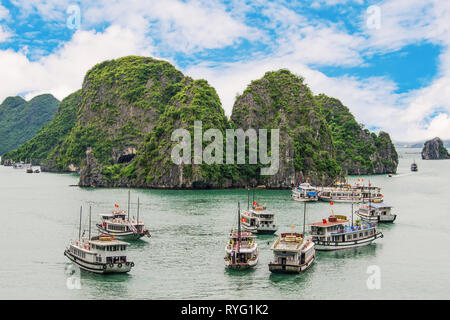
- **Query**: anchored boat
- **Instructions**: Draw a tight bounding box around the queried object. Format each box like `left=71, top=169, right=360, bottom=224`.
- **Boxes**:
left=64, top=206, right=135, bottom=274
left=268, top=201, right=315, bottom=274
left=309, top=215, right=383, bottom=251
left=240, top=187, right=277, bottom=234
left=291, top=183, right=319, bottom=202
left=224, top=202, right=259, bottom=269
left=13, top=161, right=32, bottom=169
left=268, top=233, right=315, bottom=273
left=318, top=181, right=383, bottom=203
left=356, top=203, right=396, bottom=223
left=96, top=192, right=150, bottom=241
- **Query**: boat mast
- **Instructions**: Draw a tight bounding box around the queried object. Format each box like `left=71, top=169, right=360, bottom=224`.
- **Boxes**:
left=247, top=185, right=250, bottom=210
left=127, top=190, right=131, bottom=221
left=78, top=206, right=82, bottom=240
left=252, top=187, right=255, bottom=208
left=137, top=197, right=140, bottom=223
left=237, top=202, right=241, bottom=254
left=303, top=201, right=306, bottom=235
left=89, top=205, right=91, bottom=240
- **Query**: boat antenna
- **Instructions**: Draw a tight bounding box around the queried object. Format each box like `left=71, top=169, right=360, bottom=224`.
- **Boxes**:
left=127, top=190, right=131, bottom=221
left=237, top=202, right=241, bottom=254
left=78, top=206, right=82, bottom=240
left=89, top=205, right=92, bottom=240
left=303, top=201, right=306, bottom=235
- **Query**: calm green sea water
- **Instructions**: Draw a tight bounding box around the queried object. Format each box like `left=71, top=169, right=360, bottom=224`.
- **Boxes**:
left=1, top=148, right=449, bottom=299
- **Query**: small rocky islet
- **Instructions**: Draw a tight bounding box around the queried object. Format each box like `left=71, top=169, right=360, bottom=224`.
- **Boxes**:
left=2, top=56, right=398, bottom=188
left=421, top=137, right=450, bottom=160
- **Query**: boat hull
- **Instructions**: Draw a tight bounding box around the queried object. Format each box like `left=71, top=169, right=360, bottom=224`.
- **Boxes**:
left=356, top=213, right=397, bottom=223
left=313, top=232, right=383, bottom=251
left=242, top=224, right=277, bottom=235
left=225, top=257, right=258, bottom=269
left=96, top=225, right=149, bottom=240
left=292, top=196, right=318, bottom=202
left=268, top=256, right=315, bottom=274
left=64, top=250, right=133, bottom=274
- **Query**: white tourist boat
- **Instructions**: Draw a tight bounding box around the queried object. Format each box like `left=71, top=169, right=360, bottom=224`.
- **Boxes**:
left=291, top=183, right=319, bottom=202
left=309, top=215, right=383, bottom=251
left=96, top=193, right=150, bottom=241
left=224, top=203, right=259, bottom=269
left=268, top=232, right=315, bottom=274
left=13, top=161, right=32, bottom=169
left=241, top=204, right=277, bottom=234
left=64, top=206, right=135, bottom=274
left=318, top=182, right=383, bottom=203
left=240, top=188, right=277, bottom=234
left=356, top=203, right=396, bottom=223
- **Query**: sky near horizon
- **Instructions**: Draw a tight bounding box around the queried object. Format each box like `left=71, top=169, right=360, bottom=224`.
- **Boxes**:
left=0, top=0, right=449, bottom=142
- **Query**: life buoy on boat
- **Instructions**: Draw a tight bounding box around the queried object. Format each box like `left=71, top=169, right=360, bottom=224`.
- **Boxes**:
left=118, top=263, right=122, bottom=268
left=109, top=263, right=114, bottom=268
left=130, top=262, right=135, bottom=267
left=102, top=265, right=107, bottom=270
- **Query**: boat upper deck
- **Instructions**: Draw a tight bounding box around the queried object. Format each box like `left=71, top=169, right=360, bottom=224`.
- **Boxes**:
left=271, top=233, right=306, bottom=252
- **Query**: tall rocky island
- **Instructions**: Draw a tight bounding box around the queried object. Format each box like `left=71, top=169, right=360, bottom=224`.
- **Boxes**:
left=421, top=137, right=450, bottom=160
left=3, top=56, right=399, bottom=188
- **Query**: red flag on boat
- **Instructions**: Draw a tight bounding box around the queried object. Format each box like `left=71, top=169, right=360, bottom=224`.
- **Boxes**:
left=114, top=204, right=119, bottom=208
left=322, top=219, right=327, bottom=224
left=253, top=201, right=257, bottom=206
left=330, top=201, right=334, bottom=205
left=241, top=218, right=246, bottom=223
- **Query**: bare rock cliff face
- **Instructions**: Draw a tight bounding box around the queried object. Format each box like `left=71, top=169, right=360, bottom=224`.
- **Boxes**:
left=421, top=137, right=450, bottom=160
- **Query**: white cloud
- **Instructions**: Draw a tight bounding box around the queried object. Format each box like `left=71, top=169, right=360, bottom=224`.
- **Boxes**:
left=2, top=0, right=450, bottom=142
left=0, top=25, right=155, bottom=102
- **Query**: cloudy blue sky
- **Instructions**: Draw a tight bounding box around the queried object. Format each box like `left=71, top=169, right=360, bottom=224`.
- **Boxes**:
left=0, top=0, right=449, bottom=141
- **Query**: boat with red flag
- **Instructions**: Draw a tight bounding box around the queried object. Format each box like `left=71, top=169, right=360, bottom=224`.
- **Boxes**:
left=224, top=202, right=259, bottom=269
left=240, top=187, right=277, bottom=234
left=96, top=191, right=150, bottom=241
left=309, top=215, right=383, bottom=250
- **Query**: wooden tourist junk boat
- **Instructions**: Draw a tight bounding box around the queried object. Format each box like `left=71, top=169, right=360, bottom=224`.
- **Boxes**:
left=411, top=161, right=418, bottom=172
left=64, top=206, right=135, bottom=274
left=268, top=233, right=315, bottom=273
left=309, top=215, right=383, bottom=251
left=268, top=202, right=315, bottom=274
left=291, top=182, right=319, bottom=202
left=318, top=181, right=384, bottom=203
left=356, top=203, right=396, bottom=223
left=240, top=188, right=277, bottom=234
left=224, top=203, right=259, bottom=269
left=96, top=192, right=150, bottom=241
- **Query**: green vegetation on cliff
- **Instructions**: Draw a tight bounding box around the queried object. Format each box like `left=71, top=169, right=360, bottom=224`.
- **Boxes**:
left=48, top=56, right=185, bottom=171
left=3, top=91, right=81, bottom=163
left=231, top=70, right=341, bottom=186
left=317, top=95, right=398, bottom=174
left=3, top=57, right=398, bottom=187
left=0, top=94, right=59, bottom=155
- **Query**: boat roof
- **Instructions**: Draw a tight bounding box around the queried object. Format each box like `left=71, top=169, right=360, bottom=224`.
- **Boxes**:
left=100, top=210, right=126, bottom=216
left=88, top=238, right=129, bottom=246
left=229, top=231, right=253, bottom=238
left=272, top=233, right=304, bottom=251
left=361, top=203, right=392, bottom=208
left=309, top=218, right=348, bottom=227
